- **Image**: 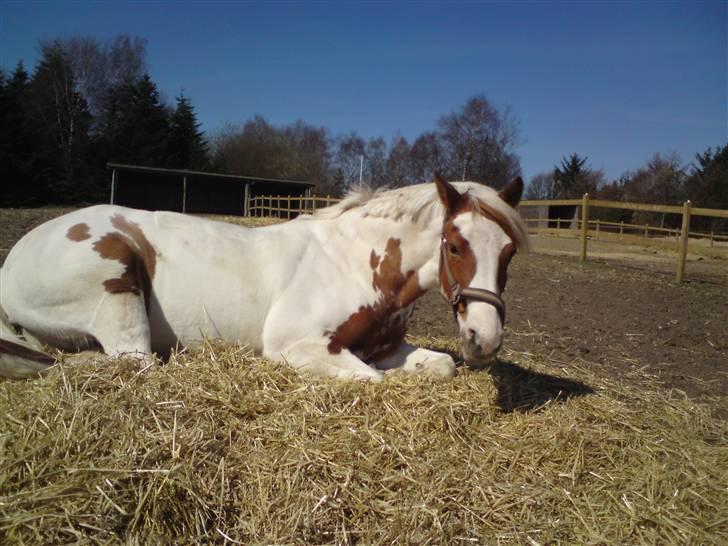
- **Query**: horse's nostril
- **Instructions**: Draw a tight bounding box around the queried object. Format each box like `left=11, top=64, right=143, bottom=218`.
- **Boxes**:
left=467, top=328, right=477, bottom=341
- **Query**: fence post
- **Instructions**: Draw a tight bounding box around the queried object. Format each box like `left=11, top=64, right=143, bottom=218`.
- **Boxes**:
left=710, top=231, right=714, bottom=248
left=579, top=193, right=589, bottom=263
left=182, top=176, right=187, bottom=213
left=595, top=219, right=600, bottom=238
left=676, top=200, right=691, bottom=284
left=287, top=195, right=291, bottom=219
left=619, top=221, right=624, bottom=240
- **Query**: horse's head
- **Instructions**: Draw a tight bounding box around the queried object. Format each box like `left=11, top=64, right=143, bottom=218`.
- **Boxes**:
left=434, top=173, right=525, bottom=365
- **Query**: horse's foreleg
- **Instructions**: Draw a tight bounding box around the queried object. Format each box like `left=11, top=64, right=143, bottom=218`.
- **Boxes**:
left=372, top=343, right=456, bottom=378
left=266, top=338, right=383, bottom=382
left=88, top=292, right=152, bottom=362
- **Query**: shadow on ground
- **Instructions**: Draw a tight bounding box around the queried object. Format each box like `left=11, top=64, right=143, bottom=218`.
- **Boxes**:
left=485, top=359, right=594, bottom=413
left=429, top=341, right=596, bottom=413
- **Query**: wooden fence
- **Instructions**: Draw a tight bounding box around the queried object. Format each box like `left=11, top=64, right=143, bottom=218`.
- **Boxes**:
left=520, top=196, right=728, bottom=283
left=523, top=217, right=728, bottom=248
left=247, top=193, right=728, bottom=284
left=248, top=195, right=339, bottom=218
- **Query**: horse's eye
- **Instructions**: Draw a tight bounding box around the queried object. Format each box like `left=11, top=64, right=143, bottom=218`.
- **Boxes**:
left=449, top=243, right=459, bottom=256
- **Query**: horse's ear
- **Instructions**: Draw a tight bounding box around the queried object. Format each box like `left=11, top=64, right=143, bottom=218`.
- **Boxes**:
left=434, top=172, right=462, bottom=215
left=499, top=176, right=523, bottom=208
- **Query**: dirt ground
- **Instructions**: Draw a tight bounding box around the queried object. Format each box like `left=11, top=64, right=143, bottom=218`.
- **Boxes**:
left=2, top=208, right=727, bottom=418
left=409, top=243, right=728, bottom=419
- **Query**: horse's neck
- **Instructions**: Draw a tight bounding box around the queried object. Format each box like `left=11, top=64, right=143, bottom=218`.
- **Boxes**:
left=332, top=212, right=443, bottom=292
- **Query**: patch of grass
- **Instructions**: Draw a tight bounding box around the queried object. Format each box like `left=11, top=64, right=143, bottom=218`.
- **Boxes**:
left=202, top=214, right=284, bottom=228
left=1, top=341, right=726, bottom=544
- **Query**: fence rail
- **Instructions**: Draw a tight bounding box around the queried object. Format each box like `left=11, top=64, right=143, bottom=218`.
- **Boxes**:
left=247, top=193, right=727, bottom=284
left=524, top=218, right=728, bottom=245
left=520, top=194, right=728, bottom=283
left=522, top=198, right=728, bottom=218
left=248, top=195, right=340, bottom=218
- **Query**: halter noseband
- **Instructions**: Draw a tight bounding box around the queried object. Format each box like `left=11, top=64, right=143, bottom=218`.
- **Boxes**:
left=439, top=233, right=506, bottom=325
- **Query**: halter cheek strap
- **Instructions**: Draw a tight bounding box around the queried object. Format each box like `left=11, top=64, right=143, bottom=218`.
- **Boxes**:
left=439, top=235, right=506, bottom=324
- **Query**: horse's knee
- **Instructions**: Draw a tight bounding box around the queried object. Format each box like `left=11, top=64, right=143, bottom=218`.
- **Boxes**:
left=401, top=351, right=456, bottom=379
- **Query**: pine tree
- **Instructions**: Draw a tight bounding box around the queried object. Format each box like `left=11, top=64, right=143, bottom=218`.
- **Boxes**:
left=553, top=154, right=590, bottom=198
left=168, top=94, right=208, bottom=169
left=29, top=43, right=93, bottom=203
left=552, top=154, right=604, bottom=198
left=0, top=62, right=37, bottom=205
left=690, top=145, right=728, bottom=210
left=100, top=73, right=171, bottom=167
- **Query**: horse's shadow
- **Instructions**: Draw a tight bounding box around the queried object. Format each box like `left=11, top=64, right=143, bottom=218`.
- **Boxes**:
left=433, top=348, right=594, bottom=412
left=484, top=359, right=594, bottom=413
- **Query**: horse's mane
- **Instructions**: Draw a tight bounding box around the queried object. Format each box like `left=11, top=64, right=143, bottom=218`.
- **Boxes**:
left=313, top=182, right=529, bottom=249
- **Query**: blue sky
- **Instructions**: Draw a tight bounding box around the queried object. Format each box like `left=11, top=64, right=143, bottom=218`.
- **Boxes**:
left=2, top=1, right=726, bottom=183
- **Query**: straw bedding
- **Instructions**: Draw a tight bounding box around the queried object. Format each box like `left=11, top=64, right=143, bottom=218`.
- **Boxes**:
left=1, top=338, right=726, bottom=545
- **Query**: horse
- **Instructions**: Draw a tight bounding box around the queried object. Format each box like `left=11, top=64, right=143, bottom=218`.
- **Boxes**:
left=0, top=174, right=527, bottom=381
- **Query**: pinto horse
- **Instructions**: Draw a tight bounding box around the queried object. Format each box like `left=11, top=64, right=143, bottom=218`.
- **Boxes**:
left=0, top=175, right=527, bottom=381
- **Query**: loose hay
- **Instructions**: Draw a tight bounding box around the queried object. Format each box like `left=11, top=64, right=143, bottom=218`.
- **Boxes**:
left=1, top=340, right=726, bottom=545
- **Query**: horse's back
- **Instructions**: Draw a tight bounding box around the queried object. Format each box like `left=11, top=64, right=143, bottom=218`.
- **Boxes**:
left=1, top=204, right=300, bottom=354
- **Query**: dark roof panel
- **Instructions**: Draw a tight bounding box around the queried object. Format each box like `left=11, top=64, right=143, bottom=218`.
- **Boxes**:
left=107, top=163, right=315, bottom=187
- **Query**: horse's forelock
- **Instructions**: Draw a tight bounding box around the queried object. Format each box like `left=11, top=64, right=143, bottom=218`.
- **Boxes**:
left=449, top=185, right=529, bottom=251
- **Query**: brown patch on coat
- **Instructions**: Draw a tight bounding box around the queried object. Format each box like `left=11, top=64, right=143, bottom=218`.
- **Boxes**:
left=369, top=250, right=380, bottom=270
left=66, top=223, right=91, bottom=242
left=92, top=214, right=157, bottom=299
left=110, top=214, right=157, bottom=279
left=439, top=204, right=519, bottom=316
left=328, top=238, right=424, bottom=361
left=439, top=223, right=478, bottom=315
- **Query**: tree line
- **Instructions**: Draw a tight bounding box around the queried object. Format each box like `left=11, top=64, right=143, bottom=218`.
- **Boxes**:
left=1, top=33, right=725, bottom=219
left=1, top=35, right=522, bottom=206
left=527, top=149, right=727, bottom=208
left=525, top=148, right=727, bottom=230
left=0, top=35, right=208, bottom=206
left=207, top=94, right=520, bottom=197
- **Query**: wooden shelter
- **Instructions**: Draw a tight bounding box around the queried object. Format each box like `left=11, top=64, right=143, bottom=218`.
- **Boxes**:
left=108, top=163, right=315, bottom=216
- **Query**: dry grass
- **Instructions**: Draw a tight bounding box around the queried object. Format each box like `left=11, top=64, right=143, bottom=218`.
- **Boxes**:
left=1, top=338, right=726, bottom=545
left=202, top=215, right=284, bottom=228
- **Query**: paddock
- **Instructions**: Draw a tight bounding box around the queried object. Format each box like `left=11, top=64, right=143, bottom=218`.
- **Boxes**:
left=0, top=208, right=726, bottom=544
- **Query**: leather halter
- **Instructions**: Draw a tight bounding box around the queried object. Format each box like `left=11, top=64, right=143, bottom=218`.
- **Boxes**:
left=439, top=234, right=506, bottom=324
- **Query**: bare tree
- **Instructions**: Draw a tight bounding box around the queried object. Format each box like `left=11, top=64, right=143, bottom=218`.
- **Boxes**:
left=59, top=34, right=147, bottom=120
left=282, top=120, right=331, bottom=184
left=409, top=131, right=447, bottom=184
left=210, top=116, right=333, bottom=192
left=622, top=152, right=686, bottom=205
left=437, top=95, right=520, bottom=187
left=365, top=137, right=387, bottom=189
left=386, top=135, right=411, bottom=187
left=333, top=132, right=366, bottom=190
left=525, top=172, right=556, bottom=200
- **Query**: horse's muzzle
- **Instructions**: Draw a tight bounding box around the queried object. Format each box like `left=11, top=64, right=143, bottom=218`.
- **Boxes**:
left=461, top=330, right=502, bottom=366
